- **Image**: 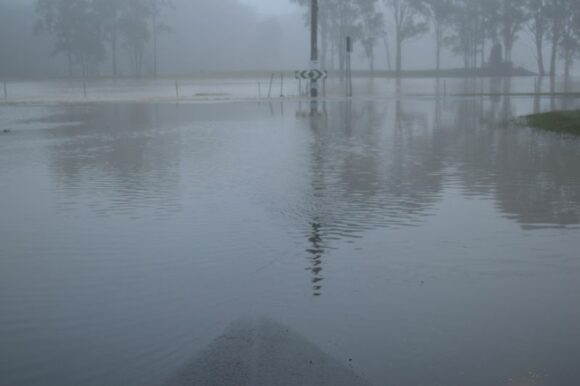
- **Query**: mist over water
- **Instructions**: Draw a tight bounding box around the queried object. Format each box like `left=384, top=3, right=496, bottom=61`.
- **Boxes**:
left=1, top=81, right=580, bottom=385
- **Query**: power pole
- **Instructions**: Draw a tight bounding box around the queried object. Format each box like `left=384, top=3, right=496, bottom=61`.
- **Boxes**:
left=310, top=0, right=319, bottom=98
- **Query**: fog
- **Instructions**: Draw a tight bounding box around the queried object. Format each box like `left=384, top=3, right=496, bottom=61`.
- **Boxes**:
left=1, top=0, right=578, bottom=78
left=2, top=1, right=580, bottom=386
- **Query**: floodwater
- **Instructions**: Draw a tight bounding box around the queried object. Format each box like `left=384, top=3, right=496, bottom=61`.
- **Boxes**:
left=1, top=79, right=580, bottom=386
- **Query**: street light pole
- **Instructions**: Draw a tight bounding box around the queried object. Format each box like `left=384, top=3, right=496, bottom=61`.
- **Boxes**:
left=310, top=0, right=319, bottom=98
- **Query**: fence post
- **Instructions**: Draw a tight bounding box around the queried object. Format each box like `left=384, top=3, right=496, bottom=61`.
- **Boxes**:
left=280, top=73, right=284, bottom=97
left=268, top=73, right=274, bottom=98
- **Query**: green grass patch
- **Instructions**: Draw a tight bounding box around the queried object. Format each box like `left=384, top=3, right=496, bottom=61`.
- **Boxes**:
left=525, top=110, right=580, bottom=134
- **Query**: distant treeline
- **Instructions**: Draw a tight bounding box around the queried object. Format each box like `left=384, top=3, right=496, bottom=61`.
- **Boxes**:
left=0, top=0, right=290, bottom=78
left=1, top=0, right=579, bottom=78
left=33, top=0, right=174, bottom=77
left=292, top=0, right=580, bottom=76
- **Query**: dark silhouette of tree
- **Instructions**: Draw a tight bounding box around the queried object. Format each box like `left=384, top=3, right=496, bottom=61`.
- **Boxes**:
left=149, top=0, right=174, bottom=78
left=357, top=0, right=384, bottom=72
left=384, top=0, right=429, bottom=75
left=35, top=0, right=106, bottom=77
left=525, top=0, right=548, bottom=76
left=421, top=0, right=454, bottom=71
left=119, top=0, right=150, bottom=77
left=499, top=0, right=527, bottom=66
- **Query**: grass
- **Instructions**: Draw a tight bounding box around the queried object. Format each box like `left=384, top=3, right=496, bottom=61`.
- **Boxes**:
left=525, top=110, right=580, bottom=134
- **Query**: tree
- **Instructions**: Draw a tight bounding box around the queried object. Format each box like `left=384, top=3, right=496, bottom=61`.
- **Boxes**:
left=35, top=0, right=106, bottom=77
left=525, top=0, right=548, bottom=76
left=357, top=0, right=383, bottom=72
left=558, top=0, right=580, bottom=78
left=499, top=0, right=528, bottom=65
left=446, top=0, right=479, bottom=70
left=383, top=0, right=429, bottom=75
left=149, top=0, right=174, bottom=77
left=94, top=0, right=124, bottom=77
left=421, top=0, right=454, bottom=71
left=119, top=0, right=151, bottom=77
left=546, top=0, right=567, bottom=76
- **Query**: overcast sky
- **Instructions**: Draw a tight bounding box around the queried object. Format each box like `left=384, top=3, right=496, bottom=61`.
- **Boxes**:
left=238, top=0, right=300, bottom=15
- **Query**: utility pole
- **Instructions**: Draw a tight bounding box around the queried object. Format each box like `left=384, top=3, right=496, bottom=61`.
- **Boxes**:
left=310, top=0, right=319, bottom=98
left=346, top=36, right=353, bottom=97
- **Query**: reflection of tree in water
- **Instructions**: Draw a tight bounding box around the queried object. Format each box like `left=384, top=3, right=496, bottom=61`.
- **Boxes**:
left=46, top=104, right=185, bottom=217
left=296, top=87, right=580, bottom=294
left=297, top=99, right=446, bottom=295
left=439, top=84, right=580, bottom=228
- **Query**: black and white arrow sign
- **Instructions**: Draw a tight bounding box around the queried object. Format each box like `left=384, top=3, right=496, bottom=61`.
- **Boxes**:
left=295, top=70, right=328, bottom=80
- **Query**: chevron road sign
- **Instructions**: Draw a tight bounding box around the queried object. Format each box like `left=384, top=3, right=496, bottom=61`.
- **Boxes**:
left=295, top=70, right=328, bottom=80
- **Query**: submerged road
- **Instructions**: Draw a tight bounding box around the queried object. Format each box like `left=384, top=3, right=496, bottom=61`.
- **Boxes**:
left=165, top=318, right=370, bottom=386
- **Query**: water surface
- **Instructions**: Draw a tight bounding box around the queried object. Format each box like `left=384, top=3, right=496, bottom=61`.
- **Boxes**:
left=1, top=86, right=580, bottom=385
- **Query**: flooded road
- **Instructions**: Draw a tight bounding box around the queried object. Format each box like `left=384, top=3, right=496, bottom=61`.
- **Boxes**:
left=1, top=87, right=580, bottom=385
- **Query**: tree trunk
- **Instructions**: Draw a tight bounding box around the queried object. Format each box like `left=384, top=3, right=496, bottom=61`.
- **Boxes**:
left=564, top=47, right=571, bottom=79
left=396, top=35, right=402, bottom=76
left=383, top=34, right=392, bottom=71
left=152, top=12, right=158, bottom=77
left=549, top=25, right=560, bottom=77
left=321, top=26, right=328, bottom=68
left=435, top=26, right=441, bottom=72
left=111, top=33, right=117, bottom=78
left=535, top=34, right=545, bottom=76
left=67, top=51, right=73, bottom=78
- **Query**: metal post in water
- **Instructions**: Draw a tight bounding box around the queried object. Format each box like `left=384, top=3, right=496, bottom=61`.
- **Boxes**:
left=3, top=81, right=7, bottom=99
left=280, top=73, right=284, bottom=97
left=83, top=79, right=87, bottom=98
left=268, top=73, right=274, bottom=98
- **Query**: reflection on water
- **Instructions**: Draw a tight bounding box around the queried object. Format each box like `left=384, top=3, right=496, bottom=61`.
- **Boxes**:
left=1, top=83, right=580, bottom=386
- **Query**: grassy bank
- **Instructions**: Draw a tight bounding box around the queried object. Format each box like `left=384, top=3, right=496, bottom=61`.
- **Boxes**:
left=525, top=110, right=580, bottom=134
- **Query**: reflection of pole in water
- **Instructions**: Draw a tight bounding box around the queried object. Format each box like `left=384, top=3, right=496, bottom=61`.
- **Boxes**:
left=310, top=98, right=320, bottom=116
left=307, top=220, right=324, bottom=296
